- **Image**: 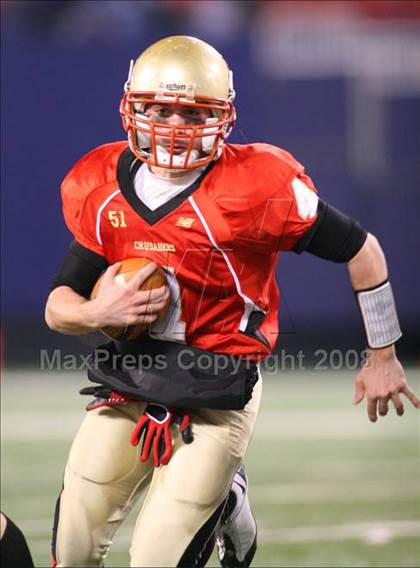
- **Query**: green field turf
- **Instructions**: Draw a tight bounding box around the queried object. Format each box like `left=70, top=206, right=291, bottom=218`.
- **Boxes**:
left=1, top=369, right=419, bottom=567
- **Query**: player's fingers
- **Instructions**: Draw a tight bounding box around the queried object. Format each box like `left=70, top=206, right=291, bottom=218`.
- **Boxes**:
left=160, top=425, right=173, bottom=465
left=133, top=286, right=168, bottom=304
left=102, top=262, right=121, bottom=284
left=130, top=303, right=163, bottom=317
left=136, top=314, right=158, bottom=324
left=130, top=416, right=148, bottom=446
left=140, top=423, right=155, bottom=463
left=378, top=396, right=390, bottom=417
left=353, top=381, right=365, bottom=405
left=147, top=285, right=169, bottom=301
left=391, top=393, right=404, bottom=416
left=128, top=263, right=158, bottom=289
left=134, top=299, right=168, bottom=315
left=367, top=398, right=378, bottom=422
left=400, top=385, right=420, bottom=409
left=126, top=314, right=157, bottom=326
left=153, top=430, right=163, bottom=467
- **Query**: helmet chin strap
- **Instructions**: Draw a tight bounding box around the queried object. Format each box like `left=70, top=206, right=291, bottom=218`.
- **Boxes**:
left=201, top=118, right=218, bottom=153
left=155, top=146, right=200, bottom=167
left=135, top=113, right=152, bottom=149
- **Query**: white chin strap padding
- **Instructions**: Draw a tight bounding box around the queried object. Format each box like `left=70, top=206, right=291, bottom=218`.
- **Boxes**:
left=156, top=146, right=200, bottom=167
left=202, top=117, right=219, bottom=153
left=134, top=113, right=151, bottom=149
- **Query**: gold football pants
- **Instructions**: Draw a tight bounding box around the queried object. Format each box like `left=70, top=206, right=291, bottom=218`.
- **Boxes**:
left=52, top=379, right=261, bottom=567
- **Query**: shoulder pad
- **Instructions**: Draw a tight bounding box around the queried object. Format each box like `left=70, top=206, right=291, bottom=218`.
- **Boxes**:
left=214, top=143, right=304, bottom=210
left=223, top=143, right=303, bottom=170
left=61, top=141, right=127, bottom=238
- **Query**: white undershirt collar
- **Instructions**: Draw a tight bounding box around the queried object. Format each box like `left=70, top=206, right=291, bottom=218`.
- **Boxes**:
left=134, top=164, right=205, bottom=211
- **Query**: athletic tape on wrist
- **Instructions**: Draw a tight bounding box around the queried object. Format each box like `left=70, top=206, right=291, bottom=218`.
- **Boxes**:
left=356, top=280, right=402, bottom=349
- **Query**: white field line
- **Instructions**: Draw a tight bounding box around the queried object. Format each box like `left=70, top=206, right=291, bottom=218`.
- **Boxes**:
left=3, top=409, right=419, bottom=441
left=259, top=520, right=420, bottom=545
left=251, top=482, right=420, bottom=503
left=22, top=520, right=420, bottom=551
left=255, top=410, right=419, bottom=439
left=2, top=412, right=82, bottom=441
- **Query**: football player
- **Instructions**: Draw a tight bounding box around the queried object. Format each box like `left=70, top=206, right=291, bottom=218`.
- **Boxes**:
left=0, top=512, right=34, bottom=567
left=45, top=36, right=419, bottom=567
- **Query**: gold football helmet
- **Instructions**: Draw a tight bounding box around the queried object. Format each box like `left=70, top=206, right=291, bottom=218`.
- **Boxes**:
left=120, top=36, right=236, bottom=170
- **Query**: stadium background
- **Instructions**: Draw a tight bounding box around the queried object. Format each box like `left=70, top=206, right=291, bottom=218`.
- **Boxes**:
left=1, top=1, right=419, bottom=566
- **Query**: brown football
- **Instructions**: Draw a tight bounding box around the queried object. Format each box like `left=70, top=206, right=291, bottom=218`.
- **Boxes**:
left=91, top=257, right=169, bottom=341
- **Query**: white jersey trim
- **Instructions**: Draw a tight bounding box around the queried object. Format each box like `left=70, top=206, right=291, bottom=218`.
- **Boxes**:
left=291, top=177, right=318, bottom=220
left=188, top=195, right=265, bottom=332
left=96, top=189, right=121, bottom=246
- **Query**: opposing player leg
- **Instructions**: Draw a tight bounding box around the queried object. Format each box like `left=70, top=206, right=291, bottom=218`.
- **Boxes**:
left=129, top=378, right=262, bottom=567
left=0, top=512, right=35, bottom=568
left=52, top=401, right=152, bottom=567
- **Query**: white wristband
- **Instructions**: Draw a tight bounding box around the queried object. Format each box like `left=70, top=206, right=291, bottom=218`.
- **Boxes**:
left=356, top=280, right=402, bottom=349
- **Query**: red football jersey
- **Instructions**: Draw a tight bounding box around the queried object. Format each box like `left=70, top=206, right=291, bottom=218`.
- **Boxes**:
left=61, top=142, right=318, bottom=360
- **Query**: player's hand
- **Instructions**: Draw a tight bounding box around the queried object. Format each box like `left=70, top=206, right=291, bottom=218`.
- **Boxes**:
left=130, top=404, right=193, bottom=467
left=89, top=262, right=170, bottom=328
left=353, top=346, right=420, bottom=422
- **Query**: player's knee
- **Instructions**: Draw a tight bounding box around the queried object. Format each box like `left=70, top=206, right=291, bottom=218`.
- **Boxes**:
left=67, top=408, right=139, bottom=483
left=52, top=489, right=110, bottom=567
left=54, top=527, right=109, bottom=567
left=162, top=445, right=239, bottom=507
left=55, top=551, right=106, bottom=567
left=176, top=502, right=225, bottom=568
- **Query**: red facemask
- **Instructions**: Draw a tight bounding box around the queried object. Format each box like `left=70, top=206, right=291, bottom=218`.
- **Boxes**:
left=120, top=91, right=236, bottom=170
